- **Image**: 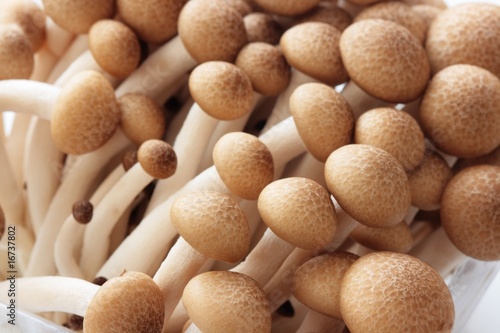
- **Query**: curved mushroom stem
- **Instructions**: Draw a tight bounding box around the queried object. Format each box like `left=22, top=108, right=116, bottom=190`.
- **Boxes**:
left=53, top=51, right=106, bottom=86
left=296, top=310, right=345, bottom=333
left=0, top=81, right=59, bottom=120
left=46, top=35, right=88, bottom=83
left=340, top=81, right=392, bottom=119
left=0, top=137, right=25, bottom=227
left=45, top=18, right=75, bottom=58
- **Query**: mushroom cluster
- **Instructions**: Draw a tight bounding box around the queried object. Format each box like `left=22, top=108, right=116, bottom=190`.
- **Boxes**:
left=0, top=0, right=499, bottom=332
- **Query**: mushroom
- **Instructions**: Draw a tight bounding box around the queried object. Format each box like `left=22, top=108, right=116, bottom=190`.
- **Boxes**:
left=254, top=0, right=321, bottom=16
left=0, top=24, right=34, bottom=80
left=340, top=252, right=455, bottom=332
left=244, top=13, right=283, bottom=45
left=419, top=64, right=500, bottom=158
left=402, top=0, right=447, bottom=9
left=296, top=2, right=352, bottom=32
left=441, top=165, right=500, bottom=261
left=349, top=221, right=414, bottom=254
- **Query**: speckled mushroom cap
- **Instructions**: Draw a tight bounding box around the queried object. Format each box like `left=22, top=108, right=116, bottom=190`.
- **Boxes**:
left=137, top=140, right=177, bottom=179
left=244, top=13, right=283, bottom=45
left=118, top=94, right=166, bottom=146
left=84, top=271, right=165, bottom=333
left=354, top=2, right=427, bottom=44
left=42, top=0, right=115, bottom=34
left=182, top=271, right=271, bottom=333
left=426, top=3, right=500, bottom=78
left=89, top=20, right=140, bottom=79
left=455, top=146, right=500, bottom=172
left=296, top=2, right=352, bottom=32
left=224, top=0, right=253, bottom=16
left=254, top=0, right=321, bottom=16
left=411, top=5, right=442, bottom=34
left=258, top=177, right=337, bottom=250
left=213, top=132, right=274, bottom=200
left=419, top=64, right=500, bottom=158
left=408, top=151, right=452, bottom=211
left=340, top=252, right=454, bottom=333
left=325, top=144, right=411, bottom=228
left=51, top=70, right=121, bottom=155
left=441, top=165, right=500, bottom=261
left=117, top=0, right=186, bottom=43
left=0, top=24, right=33, bottom=80
left=350, top=221, right=413, bottom=253
left=293, top=251, right=359, bottom=320
left=0, top=0, right=46, bottom=52
left=171, top=191, right=250, bottom=263
left=189, top=61, right=254, bottom=120
left=402, top=0, right=447, bottom=9
left=345, top=0, right=386, bottom=6
left=235, top=42, right=291, bottom=96
left=354, top=107, right=425, bottom=171
left=290, top=83, right=354, bottom=162
left=280, top=22, right=348, bottom=86
left=178, top=0, right=247, bottom=63
left=339, top=19, right=430, bottom=103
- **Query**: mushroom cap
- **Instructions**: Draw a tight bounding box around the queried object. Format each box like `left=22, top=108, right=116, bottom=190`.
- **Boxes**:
left=346, top=0, right=386, bottom=6
left=254, top=0, right=321, bottom=16
left=426, top=3, right=500, bottom=78
left=51, top=70, right=121, bottom=155
left=340, top=252, right=454, bottom=333
left=224, top=0, right=253, bottom=16
left=354, top=2, right=427, bottom=44
left=119, top=93, right=166, bottom=146
left=84, top=271, right=165, bottom=333
left=182, top=271, right=271, bottom=333
left=408, top=151, right=452, bottom=211
left=402, top=0, right=447, bottom=9
left=171, top=191, right=250, bottom=262
left=296, top=2, right=352, bottom=32
left=137, top=140, right=177, bottom=179
left=72, top=200, right=94, bottom=224
left=293, top=251, right=359, bottom=320
left=455, top=146, right=500, bottom=172
left=42, top=0, right=115, bottom=34
left=189, top=61, right=254, bottom=120
left=340, top=19, right=430, bottom=103
left=0, top=0, right=46, bottom=52
left=235, top=42, right=291, bottom=96
left=117, top=0, right=186, bottom=43
left=89, top=20, right=141, bottom=79
left=290, top=83, right=354, bottom=162
left=244, top=13, right=283, bottom=45
left=350, top=221, right=414, bottom=253
left=213, top=132, right=274, bottom=200
left=411, top=4, right=443, bottom=34
left=354, top=107, right=425, bottom=171
left=122, top=150, right=138, bottom=172
left=0, top=24, right=33, bottom=80
left=280, top=22, right=348, bottom=86
left=258, top=177, right=337, bottom=250
left=441, top=165, right=500, bottom=261
left=178, top=0, right=247, bottom=63
left=419, top=64, right=500, bottom=158
left=325, top=144, right=411, bottom=228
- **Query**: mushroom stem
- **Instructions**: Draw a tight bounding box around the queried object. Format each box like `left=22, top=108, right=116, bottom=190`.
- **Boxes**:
left=53, top=50, right=110, bottom=86
left=31, top=45, right=59, bottom=82
left=45, top=18, right=75, bottom=58
left=4, top=114, right=31, bottom=187
left=46, top=35, right=88, bottom=83
left=340, top=81, right=392, bottom=119
left=0, top=137, right=25, bottom=227
left=296, top=310, right=345, bottom=333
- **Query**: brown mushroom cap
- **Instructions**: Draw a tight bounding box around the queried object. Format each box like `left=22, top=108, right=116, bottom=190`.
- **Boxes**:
left=455, top=146, right=500, bottom=172
left=235, top=42, right=291, bottom=96
left=72, top=200, right=94, bottom=224
left=296, top=2, right=352, bottom=32
left=346, top=0, right=385, bottom=6
left=339, top=19, right=430, bottom=103
left=408, top=151, right=452, bottom=211
left=117, top=0, right=186, bottom=43
left=354, top=107, right=425, bottom=172
left=290, top=83, right=354, bottom=162
left=84, top=271, right=164, bottom=333
left=118, top=93, right=166, bottom=146
left=293, top=251, right=359, bottom=320
left=325, top=144, right=411, bottom=228
left=280, top=22, right=348, bottom=86
left=0, top=24, right=33, bottom=80
left=340, top=252, right=454, bottom=333
left=224, top=0, right=253, bottom=16
left=42, top=0, right=115, bottom=34
left=51, top=70, right=121, bottom=155
left=182, top=271, right=271, bottom=333
left=189, top=61, right=254, bottom=120
left=411, top=4, right=442, bottom=34
left=350, top=221, right=414, bottom=253
left=426, top=3, right=500, bottom=78
left=254, top=0, right=321, bottom=16
left=137, top=139, right=177, bottom=179
left=419, top=64, right=500, bottom=158
left=178, top=0, right=247, bottom=63
left=258, top=177, right=337, bottom=250
left=402, top=0, right=447, bottom=10
left=213, top=132, right=274, bottom=200
left=171, top=191, right=250, bottom=263
left=89, top=20, right=141, bottom=79
left=244, top=13, right=283, bottom=45
left=354, top=2, right=427, bottom=44
left=441, top=165, right=500, bottom=261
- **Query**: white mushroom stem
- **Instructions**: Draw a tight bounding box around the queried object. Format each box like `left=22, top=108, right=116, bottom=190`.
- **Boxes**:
left=53, top=51, right=106, bottom=86
left=0, top=138, right=25, bottom=227
left=5, top=114, right=31, bottom=187
left=45, top=18, right=75, bottom=58
left=0, top=81, right=59, bottom=120
left=47, top=35, right=88, bottom=83
left=340, top=81, right=392, bottom=119
left=296, top=310, right=345, bottom=333
left=31, top=45, right=59, bottom=82
left=0, top=276, right=98, bottom=316
left=0, top=224, right=34, bottom=275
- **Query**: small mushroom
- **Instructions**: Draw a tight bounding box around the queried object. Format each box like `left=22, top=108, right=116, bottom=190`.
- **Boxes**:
left=296, top=2, right=352, bottom=32
left=72, top=200, right=94, bottom=224
left=254, top=0, right=321, bottom=16
left=349, top=221, right=414, bottom=253
left=244, top=13, right=283, bottom=45
left=0, top=24, right=33, bottom=80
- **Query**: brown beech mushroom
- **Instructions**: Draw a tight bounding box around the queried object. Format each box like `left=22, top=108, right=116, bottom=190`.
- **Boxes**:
left=225, top=0, right=253, bottom=16
left=325, top=144, right=411, bottom=228
left=254, top=0, right=321, bottom=16
left=411, top=4, right=442, bottom=34
left=350, top=221, right=414, bottom=253
left=419, top=64, right=500, bottom=158
left=182, top=271, right=271, bottom=333
left=354, top=107, right=425, bottom=171
left=340, top=252, right=454, bottom=332
left=297, top=2, right=352, bottom=32
left=402, top=0, right=447, bottom=9
left=441, top=165, right=500, bottom=261
left=0, top=24, right=34, bottom=80
left=244, top=13, right=283, bottom=45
